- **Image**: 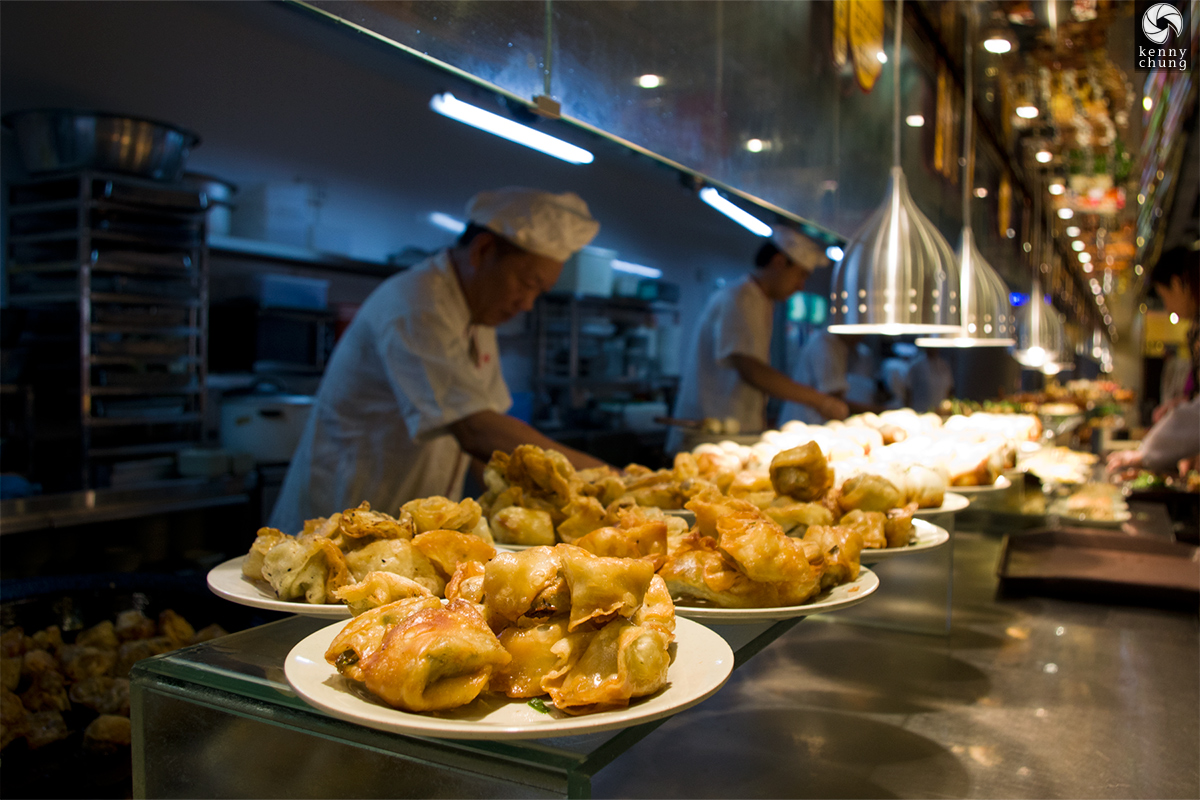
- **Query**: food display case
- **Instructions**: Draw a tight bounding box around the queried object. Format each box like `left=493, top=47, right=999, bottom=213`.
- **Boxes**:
left=131, top=615, right=799, bottom=799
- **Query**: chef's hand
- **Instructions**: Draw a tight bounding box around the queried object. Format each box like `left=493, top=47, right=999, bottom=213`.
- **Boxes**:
left=1106, top=449, right=1144, bottom=473
left=821, top=395, right=850, bottom=421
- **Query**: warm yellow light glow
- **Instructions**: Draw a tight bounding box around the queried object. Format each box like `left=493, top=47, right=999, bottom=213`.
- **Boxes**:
left=906, top=114, right=925, bottom=127
left=1035, top=150, right=1053, bottom=163
left=984, top=36, right=1013, bottom=54
left=1071, top=240, right=1085, bottom=251
left=1016, top=105, right=1039, bottom=119
left=1143, top=96, right=1153, bottom=111
left=1058, top=208, right=1074, bottom=219
left=636, top=74, right=663, bottom=89
left=1048, top=183, right=1065, bottom=195
left=744, top=138, right=766, bottom=153
left=1171, top=312, right=1180, bottom=324
left=974, top=187, right=988, bottom=198
left=1065, top=225, right=1080, bottom=237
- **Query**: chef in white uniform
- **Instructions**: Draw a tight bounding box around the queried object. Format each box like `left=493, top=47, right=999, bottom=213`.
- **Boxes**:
left=780, top=331, right=880, bottom=424
left=270, top=188, right=607, bottom=534
left=907, top=349, right=955, bottom=413
left=668, top=228, right=849, bottom=452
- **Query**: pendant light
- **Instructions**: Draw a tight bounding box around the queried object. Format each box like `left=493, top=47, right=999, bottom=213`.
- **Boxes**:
left=917, top=5, right=1015, bottom=348
left=1012, top=196, right=1064, bottom=369
left=828, top=0, right=962, bottom=336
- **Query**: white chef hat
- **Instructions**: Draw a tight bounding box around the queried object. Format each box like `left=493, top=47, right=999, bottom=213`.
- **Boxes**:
left=771, top=227, right=829, bottom=269
left=466, top=187, right=600, bottom=262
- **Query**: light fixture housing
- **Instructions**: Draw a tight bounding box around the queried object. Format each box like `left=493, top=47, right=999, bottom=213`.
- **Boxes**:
left=916, top=228, right=1015, bottom=348
left=698, top=187, right=772, bottom=236
left=1012, top=286, right=1064, bottom=368
left=828, top=167, right=962, bottom=335
left=429, top=93, right=594, bottom=164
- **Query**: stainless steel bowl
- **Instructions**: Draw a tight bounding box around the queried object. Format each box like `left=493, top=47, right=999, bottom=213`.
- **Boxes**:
left=4, top=109, right=200, bottom=182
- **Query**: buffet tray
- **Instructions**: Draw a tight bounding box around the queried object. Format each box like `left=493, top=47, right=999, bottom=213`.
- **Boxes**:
left=996, top=527, right=1199, bottom=609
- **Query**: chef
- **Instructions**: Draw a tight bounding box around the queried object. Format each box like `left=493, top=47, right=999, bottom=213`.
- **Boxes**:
left=779, top=330, right=882, bottom=425
left=270, top=187, right=608, bottom=534
left=668, top=228, right=850, bottom=452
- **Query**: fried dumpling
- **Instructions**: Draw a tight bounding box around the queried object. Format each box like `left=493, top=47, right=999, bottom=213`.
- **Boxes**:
left=763, top=499, right=835, bottom=536
left=445, top=561, right=487, bottom=605
left=411, top=529, right=496, bottom=582
left=402, top=496, right=484, bottom=536
left=243, top=527, right=290, bottom=581
left=885, top=502, right=918, bottom=547
left=769, top=442, right=833, bottom=501
left=571, top=519, right=668, bottom=569
left=903, top=464, right=948, bottom=509
left=69, top=676, right=130, bottom=716
left=82, top=714, right=132, bottom=755
left=339, top=501, right=414, bottom=540
left=802, top=524, right=863, bottom=589
left=115, top=610, right=156, bottom=642
left=77, top=620, right=119, bottom=650
left=333, top=571, right=435, bottom=616
left=556, top=496, right=607, bottom=544
left=839, top=509, right=888, bottom=549
left=555, top=544, right=656, bottom=632
left=359, top=599, right=511, bottom=712
left=482, top=547, right=569, bottom=630
left=490, top=617, right=570, bottom=698
left=658, top=535, right=783, bottom=608
left=714, top=513, right=821, bottom=606
left=1, top=687, right=27, bottom=749
left=505, top=444, right=576, bottom=506
left=838, top=473, right=903, bottom=513
left=324, top=596, right=444, bottom=682
left=491, top=506, right=556, bottom=546
left=543, top=619, right=671, bottom=715
left=343, top=538, right=444, bottom=596
left=263, top=536, right=353, bottom=603
left=631, top=575, right=676, bottom=636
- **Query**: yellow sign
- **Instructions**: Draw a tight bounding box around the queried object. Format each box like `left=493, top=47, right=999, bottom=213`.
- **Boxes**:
left=849, top=0, right=885, bottom=93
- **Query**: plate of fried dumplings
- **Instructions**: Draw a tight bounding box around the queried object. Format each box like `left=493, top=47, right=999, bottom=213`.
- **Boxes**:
left=670, top=566, right=880, bottom=623
left=858, top=520, right=950, bottom=563
left=207, top=557, right=352, bottom=618
left=284, top=614, right=734, bottom=740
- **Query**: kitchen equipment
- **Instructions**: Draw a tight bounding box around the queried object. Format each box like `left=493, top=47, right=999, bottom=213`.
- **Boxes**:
left=220, top=386, right=313, bottom=464
left=4, top=109, right=200, bottom=182
left=183, top=172, right=237, bottom=235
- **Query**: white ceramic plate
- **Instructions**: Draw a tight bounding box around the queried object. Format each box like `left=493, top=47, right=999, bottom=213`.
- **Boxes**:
left=492, top=542, right=544, bottom=552
left=207, top=557, right=351, bottom=619
left=284, top=616, right=734, bottom=740
left=663, top=509, right=696, bottom=524
left=672, top=566, right=879, bottom=623
left=1047, top=503, right=1132, bottom=529
left=859, top=520, right=950, bottom=563
left=912, top=492, right=970, bottom=517
left=949, top=475, right=1012, bottom=494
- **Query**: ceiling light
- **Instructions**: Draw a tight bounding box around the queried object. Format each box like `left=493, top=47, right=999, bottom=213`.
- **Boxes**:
left=611, top=259, right=662, bottom=279
left=1057, top=207, right=1074, bottom=219
left=636, top=74, right=663, bottom=89
left=698, top=187, right=772, bottom=236
left=1170, top=312, right=1180, bottom=324
left=1071, top=240, right=1085, bottom=251
left=1065, top=225, right=1081, bottom=237
left=1035, top=149, right=1053, bottom=163
left=1143, top=96, right=1153, bottom=111
left=877, top=51, right=888, bottom=64
left=1078, top=252, right=1091, bottom=263
left=430, top=93, right=594, bottom=164
left=826, top=245, right=845, bottom=262
left=1013, top=289, right=1064, bottom=368
left=1082, top=263, right=1093, bottom=273
left=428, top=212, right=466, bottom=234
left=906, top=114, right=925, bottom=127
left=916, top=230, right=1015, bottom=348
left=1048, top=183, right=1065, bottom=195
left=974, top=187, right=988, bottom=198
left=1016, top=105, right=1039, bottom=119
left=983, top=35, right=1013, bottom=54
left=744, top=138, right=768, bottom=153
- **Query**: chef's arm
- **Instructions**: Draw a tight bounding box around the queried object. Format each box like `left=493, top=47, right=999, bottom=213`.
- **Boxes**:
left=449, top=410, right=610, bottom=470
left=729, top=354, right=850, bottom=420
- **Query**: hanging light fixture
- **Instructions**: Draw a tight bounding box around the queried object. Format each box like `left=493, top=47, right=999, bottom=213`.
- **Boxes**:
left=917, top=5, right=1014, bottom=349
left=1012, top=182, right=1063, bottom=368
left=829, top=0, right=961, bottom=336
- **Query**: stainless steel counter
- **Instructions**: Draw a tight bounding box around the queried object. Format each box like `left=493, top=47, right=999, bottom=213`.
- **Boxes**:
left=0, top=476, right=254, bottom=535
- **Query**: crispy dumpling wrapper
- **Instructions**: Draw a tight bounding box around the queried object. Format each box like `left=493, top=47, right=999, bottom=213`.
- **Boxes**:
left=445, top=560, right=487, bottom=605
left=490, top=617, right=571, bottom=698
left=838, top=473, right=903, bottom=513
left=764, top=499, right=835, bottom=536
left=411, top=529, right=497, bottom=581
left=343, top=538, right=444, bottom=596
left=802, top=524, right=863, bottom=589
left=885, top=503, right=918, bottom=547
left=402, top=496, right=483, bottom=535
left=659, top=535, right=784, bottom=608
left=543, top=619, right=671, bottom=715
left=359, top=599, right=511, bottom=712
left=244, top=529, right=291, bottom=582
left=769, top=442, right=833, bottom=501
left=839, top=509, right=888, bottom=549
left=339, top=502, right=414, bottom=540
left=482, top=547, right=569, bottom=630
left=324, top=596, right=444, bottom=682
left=556, top=544, right=656, bottom=631
left=505, top=445, right=576, bottom=506
left=262, top=536, right=353, bottom=603
left=333, top=571, right=435, bottom=616
left=491, top=506, right=556, bottom=546
left=556, top=496, right=607, bottom=544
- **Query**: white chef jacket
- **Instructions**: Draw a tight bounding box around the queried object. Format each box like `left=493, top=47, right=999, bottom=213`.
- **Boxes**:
left=669, top=277, right=774, bottom=451
left=780, top=329, right=849, bottom=425
left=268, top=251, right=511, bottom=534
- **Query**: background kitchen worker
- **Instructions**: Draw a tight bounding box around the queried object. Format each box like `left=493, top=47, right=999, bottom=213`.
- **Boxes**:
left=1107, top=245, right=1200, bottom=475
left=270, top=187, right=608, bottom=534
left=779, top=329, right=882, bottom=424
left=667, top=228, right=850, bottom=453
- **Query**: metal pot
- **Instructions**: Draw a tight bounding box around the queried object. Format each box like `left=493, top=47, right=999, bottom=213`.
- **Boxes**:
left=220, top=385, right=313, bottom=465
left=3, top=109, right=200, bottom=182
left=183, top=172, right=237, bottom=234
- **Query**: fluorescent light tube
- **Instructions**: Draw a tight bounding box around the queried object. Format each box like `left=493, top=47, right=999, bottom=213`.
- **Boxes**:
left=611, top=260, right=662, bottom=278
left=430, top=93, right=594, bottom=165
left=698, top=187, right=772, bottom=236
left=428, top=212, right=466, bottom=234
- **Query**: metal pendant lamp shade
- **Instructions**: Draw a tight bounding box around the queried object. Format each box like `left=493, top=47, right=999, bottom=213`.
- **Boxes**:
left=1012, top=283, right=1064, bottom=369
left=828, top=166, right=962, bottom=334
left=827, top=0, right=961, bottom=336
left=916, top=228, right=1015, bottom=346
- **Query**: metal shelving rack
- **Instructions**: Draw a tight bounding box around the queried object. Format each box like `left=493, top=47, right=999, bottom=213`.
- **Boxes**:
left=5, top=171, right=209, bottom=490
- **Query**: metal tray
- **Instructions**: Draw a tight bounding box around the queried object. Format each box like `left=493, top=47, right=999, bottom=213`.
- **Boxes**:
left=997, top=526, right=1199, bottom=608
